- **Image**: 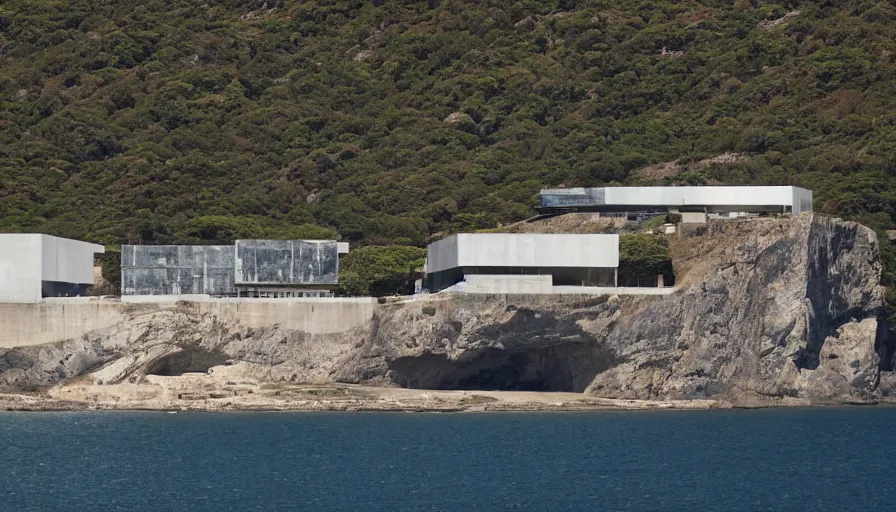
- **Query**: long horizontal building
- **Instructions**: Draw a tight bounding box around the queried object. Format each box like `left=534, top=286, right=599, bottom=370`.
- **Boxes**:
left=425, top=233, right=619, bottom=294
left=122, top=240, right=349, bottom=298
left=0, top=234, right=105, bottom=303
left=539, top=186, right=813, bottom=215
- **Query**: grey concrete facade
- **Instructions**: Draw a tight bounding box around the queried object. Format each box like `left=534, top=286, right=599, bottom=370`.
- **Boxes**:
left=121, top=245, right=235, bottom=296
left=426, top=233, right=620, bottom=273
left=425, top=233, right=620, bottom=292
left=540, top=186, right=813, bottom=214
left=0, top=234, right=105, bottom=303
left=122, top=240, right=341, bottom=297
left=235, top=240, right=338, bottom=286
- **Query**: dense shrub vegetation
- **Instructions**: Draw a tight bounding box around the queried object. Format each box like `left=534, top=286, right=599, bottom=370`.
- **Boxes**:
left=2, top=0, right=896, bottom=295
left=336, top=245, right=425, bottom=296
left=618, top=234, right=673, bottom=287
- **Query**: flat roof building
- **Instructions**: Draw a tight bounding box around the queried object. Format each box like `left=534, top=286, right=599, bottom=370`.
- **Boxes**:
left=425, top=233, right=619, bottom=294
left=0, top=234, right=105, bottom=303
left=539, top=186, right=813, bottom=215
left=122, top=240, right=347, bottom=298
left=121, top=244, right=235, bottom=296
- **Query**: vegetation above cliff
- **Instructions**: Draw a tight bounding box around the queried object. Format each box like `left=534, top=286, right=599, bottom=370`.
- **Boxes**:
left=336, top=245, right=425, bottom=296
left=2, top=0, right=896, bottom=294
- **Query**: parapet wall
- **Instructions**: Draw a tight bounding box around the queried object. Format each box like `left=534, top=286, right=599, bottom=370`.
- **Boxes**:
left=0, top=297, right=377, bottom=349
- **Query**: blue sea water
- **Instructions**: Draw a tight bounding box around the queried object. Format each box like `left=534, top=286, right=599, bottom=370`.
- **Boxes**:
left=0, top=408, right=893, bottom=511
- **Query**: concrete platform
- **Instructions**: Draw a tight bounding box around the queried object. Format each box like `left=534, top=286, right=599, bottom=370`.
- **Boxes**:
left=445, top=283, right=677, bottom=296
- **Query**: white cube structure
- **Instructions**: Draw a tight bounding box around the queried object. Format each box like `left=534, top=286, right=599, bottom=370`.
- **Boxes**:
left=425, top=233, right=619, bottom=293
left=0, top=234, right=105, bottom=303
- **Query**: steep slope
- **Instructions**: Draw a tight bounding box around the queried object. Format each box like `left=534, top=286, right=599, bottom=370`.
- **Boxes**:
left=587, top=215, right=886, bottom=400
left=2, top=1, right=896, bottom=255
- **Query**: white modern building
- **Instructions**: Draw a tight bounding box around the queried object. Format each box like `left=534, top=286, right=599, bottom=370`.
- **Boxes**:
left=425, top=233, right=619, bottom=293
left=0, top=234, right=105, bottom=303
left=540, top=186, right=813, bottom=215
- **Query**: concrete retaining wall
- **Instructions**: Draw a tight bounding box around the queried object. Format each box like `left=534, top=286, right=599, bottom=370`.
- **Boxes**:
left=0, top=287, right=672, bottom=349
left=463, top=275, right=553, bottom=294
left=192, top=299, right=375, bottom=334
left=0, top=301, right=131, bottom=348
left=0, top=297, right=377, bottom=348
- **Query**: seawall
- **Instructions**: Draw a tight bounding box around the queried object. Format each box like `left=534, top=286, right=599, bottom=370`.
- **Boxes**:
left=0, top=290, right=674, bottom=349
left=0, top=297, right=377, bottom=349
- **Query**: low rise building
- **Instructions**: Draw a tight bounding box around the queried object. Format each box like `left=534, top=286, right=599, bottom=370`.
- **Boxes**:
left=233, top=239, right=340, bottom=297
left=539, top=186, right=813, bottom=216
left=425, top=233, right=619, bottom=293
left=121, top=240, right=348, bottom=298
left=0, top=234, right=105, bottom=303
left=121, top=244, right=235, bottom=296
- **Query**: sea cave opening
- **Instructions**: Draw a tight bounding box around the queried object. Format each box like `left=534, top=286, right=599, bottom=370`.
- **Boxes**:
left=387, top=343, right=614, bottom=393
left=145, top=346, right=230, bottom=377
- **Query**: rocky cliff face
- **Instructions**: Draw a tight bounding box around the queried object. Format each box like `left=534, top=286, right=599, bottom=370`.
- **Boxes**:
left=331, top=216, right=887, bottom=403
left=0, top=215, right=888, bottom=405
left=587, top=215, right=886, bottom=401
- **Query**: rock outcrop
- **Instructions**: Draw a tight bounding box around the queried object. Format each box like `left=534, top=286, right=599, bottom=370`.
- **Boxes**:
left=586, top=215, right=885, bottom=402
left=0, top=214, right=889, bottom=406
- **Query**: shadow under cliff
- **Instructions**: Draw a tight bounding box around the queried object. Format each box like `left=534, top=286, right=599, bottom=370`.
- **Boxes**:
left=388, top=342, right=614, bottom=393
left=382, top=306, right=617, bottom=393
left=146, top=346, right=230, bottom=376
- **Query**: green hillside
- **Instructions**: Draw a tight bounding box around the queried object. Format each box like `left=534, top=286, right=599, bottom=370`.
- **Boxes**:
left=2, top=1, right=895, bottom=265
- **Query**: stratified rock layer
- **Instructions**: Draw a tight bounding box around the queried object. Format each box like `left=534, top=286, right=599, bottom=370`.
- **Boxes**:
left=0, top=215, right=889, bottom=405
left=586, top=214, right=885, bottom=401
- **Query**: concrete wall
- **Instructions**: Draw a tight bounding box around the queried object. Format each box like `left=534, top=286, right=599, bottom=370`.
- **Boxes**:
left=550, top=286, right=676, bottom=296
left=541, top=186, right=813, bottom=213
left=426, top=234, right=459, bottom=275
left=792, top=187, right=814, bottom=214
left=463, top=275, right=553, bottom=294
left=193, top=299, right=374, bottom=334
left=41, top=235, right=105, bottom=285
left=680, top=212, right=707, bottom=224
left=121, top=245, right=235, bottom=296
left=0, top=297, right=377, bottom=348
left=426, top=233, right=619, bottom=274
left=123, top=240, right=341, bottom=296
left=0, top=235, right=43, bottom=303
left=0, top=287, right=686, bottom=348
left=0, top=300, right=130, bottom=348
left=235, top=240, right=338, bottom=285
left=0, top=235, right=104, bottom=303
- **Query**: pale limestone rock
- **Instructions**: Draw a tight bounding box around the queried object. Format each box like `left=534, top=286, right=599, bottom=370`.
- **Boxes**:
left=443, top=112, right=472, bottom=125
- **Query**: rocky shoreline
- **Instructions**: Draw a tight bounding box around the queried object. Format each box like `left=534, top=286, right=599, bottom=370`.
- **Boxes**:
left=0, top=382, right=888, bottom=413
left=2, top=215, right=893, bottom=409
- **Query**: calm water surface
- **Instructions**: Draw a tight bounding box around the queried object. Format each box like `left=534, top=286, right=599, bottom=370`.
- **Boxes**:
left=1, top=408, right=893, bottom=511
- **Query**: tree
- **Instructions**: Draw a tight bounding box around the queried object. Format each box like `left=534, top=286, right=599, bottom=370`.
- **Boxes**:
left=618, top=234, right=674, bottom=287
left=336, top=246, right=426, bottom=296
